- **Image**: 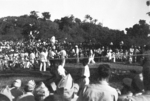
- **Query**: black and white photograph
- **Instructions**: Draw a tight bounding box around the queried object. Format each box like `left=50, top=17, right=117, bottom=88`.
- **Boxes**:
left=0, top=0, right=150, bottom=101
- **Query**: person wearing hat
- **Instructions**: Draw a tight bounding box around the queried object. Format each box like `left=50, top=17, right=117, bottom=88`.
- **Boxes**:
left=16, top=80, right=36, bottom=101
left=34, top=82, right=50, bottom=101
left=78, top=64, right=118, bottom=101
left=10, top=79, right=23, bottom=101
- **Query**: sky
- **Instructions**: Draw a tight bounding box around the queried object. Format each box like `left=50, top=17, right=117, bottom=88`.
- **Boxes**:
left=0, top=0, right=149, bottom=30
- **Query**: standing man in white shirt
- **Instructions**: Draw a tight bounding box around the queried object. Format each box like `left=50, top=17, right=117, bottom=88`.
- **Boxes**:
left=75, top=45, right=80, bottom=63
left=39, top=48, right=48, bottom=71
left=57, top=46, right=67, bottom=65
left=88, top=49, right=95, bottom=64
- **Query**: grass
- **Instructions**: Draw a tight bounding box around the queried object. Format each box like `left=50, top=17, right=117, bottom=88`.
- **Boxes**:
left=0, top=62, right=142, bottom=89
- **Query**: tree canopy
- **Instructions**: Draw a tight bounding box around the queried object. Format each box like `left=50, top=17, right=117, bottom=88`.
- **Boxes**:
left=0, top=11, right=149, bottom=49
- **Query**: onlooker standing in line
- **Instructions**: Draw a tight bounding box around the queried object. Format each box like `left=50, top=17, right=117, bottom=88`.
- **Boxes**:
left=39, top=48, right=48, bottom=71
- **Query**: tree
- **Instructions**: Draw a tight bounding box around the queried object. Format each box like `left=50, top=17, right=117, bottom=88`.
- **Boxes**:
left=58, top=16, right=74, bottom=30
left=30, top=11, right=39, bottom=19
left=75, top=18, right=81, bottom=24
left=85, top=14, right=91, bottom=22
left=42, top=12, right=51, bottom=20
left=147, top=0, right=150, bottom=6
left=0, top=11, right=137, bottom=49
left=147, top=0, right=150, bottom=16
left=125, top=20, right=150, bottom=46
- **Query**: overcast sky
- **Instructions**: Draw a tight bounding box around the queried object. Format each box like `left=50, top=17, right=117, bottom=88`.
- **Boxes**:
left=0, top=0, right=149, bottom=30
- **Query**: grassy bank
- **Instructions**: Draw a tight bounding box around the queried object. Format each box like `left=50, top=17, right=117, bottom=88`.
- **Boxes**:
left=0, top=62, right=142, bottom=89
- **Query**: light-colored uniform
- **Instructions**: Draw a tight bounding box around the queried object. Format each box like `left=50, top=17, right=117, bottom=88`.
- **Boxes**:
left=29, top=53, right=35, bottom=62
left=39, top=52, right=48, bottom=62
left=58, top=50, right=67, bottom=59
left=78, top=81, right=118, bottom=101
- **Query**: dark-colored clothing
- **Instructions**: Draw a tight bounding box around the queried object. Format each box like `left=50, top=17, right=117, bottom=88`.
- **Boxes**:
left=44, top=94, right=78, bottom=101
left=11, top=88, right=23, bottom=101
left=142, top=50, right=150, bottom=90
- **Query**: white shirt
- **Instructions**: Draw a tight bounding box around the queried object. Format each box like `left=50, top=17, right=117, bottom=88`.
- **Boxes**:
left=82, top=65, right=90, bottom=78
left=29, top=53, right=35, bottom=60
left=39, top=52, right=47, bottom=62
left=49, top=50, right=56, bottom=58
left=58, top=50, right=67, bottom=59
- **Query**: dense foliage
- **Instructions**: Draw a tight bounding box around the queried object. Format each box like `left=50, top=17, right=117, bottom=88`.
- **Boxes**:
left=0, top=11, right=149, bottom=48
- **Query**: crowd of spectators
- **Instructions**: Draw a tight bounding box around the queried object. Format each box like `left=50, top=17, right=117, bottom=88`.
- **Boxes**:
left=0, top=36, right=150, bottom=101
left=0, top=36, right=145, bottom=71
left=0, top=57, right=149, bottom=101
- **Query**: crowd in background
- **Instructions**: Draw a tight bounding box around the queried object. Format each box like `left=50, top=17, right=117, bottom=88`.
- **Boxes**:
left=0, top=36, right=150, bottom=101
left=0, top=36, right=146, bottom=71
